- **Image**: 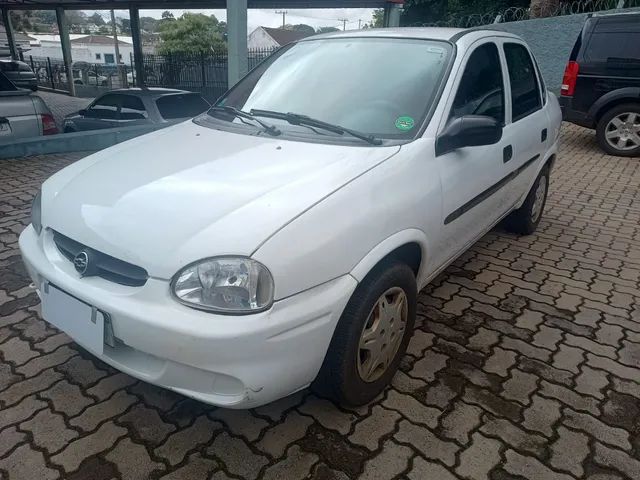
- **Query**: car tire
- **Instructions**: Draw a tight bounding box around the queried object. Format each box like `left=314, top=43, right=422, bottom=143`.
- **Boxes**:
left=596, top=103, right=640, bottom=157
left=314, top=260, right=416, bottom=406
left=504, top=166, right=549, bottom=235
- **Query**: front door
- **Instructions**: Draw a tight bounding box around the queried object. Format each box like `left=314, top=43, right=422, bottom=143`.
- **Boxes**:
left=435, top=40, right=513, bottom=267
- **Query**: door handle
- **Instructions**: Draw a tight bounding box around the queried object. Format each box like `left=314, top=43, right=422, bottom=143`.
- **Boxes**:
left=541, top=128, right=548, bottom=142
left=503, top=145, right=513, bottom=163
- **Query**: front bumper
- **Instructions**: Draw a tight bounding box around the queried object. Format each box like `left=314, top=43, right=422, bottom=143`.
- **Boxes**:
left=19, top=226, right=357, bottom=408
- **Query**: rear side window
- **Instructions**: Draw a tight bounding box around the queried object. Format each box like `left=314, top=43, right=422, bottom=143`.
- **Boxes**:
left=156, top=94, right=210, bottom=120
left=504, top=43, right=542, bottom=122
left=450, top=42, right=505, bottom=124
left=87, top=94, right=120, bottom=119
left=0, top=62, right=19, bottom=72
left=120, top=95, right=147, bottom=120
left=585, top=33, right=640, bottom=62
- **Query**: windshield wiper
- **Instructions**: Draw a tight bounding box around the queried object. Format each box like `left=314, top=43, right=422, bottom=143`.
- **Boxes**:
left=208, top=106, right=281, bottom=136
left=250, top=109, right=383, bottom=145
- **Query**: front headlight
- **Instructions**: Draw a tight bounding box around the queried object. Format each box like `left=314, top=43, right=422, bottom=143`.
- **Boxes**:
left=31, top=191, right=42, bottom=235
left=172, top=257, right=274, bottom=314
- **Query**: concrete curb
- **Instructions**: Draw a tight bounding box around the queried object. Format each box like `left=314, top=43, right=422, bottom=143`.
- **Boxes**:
left=0, top=124, right=168, bottom=160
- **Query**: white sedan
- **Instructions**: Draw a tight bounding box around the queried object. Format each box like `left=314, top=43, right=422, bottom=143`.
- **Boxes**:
left=20, top=28, right=561, bottom=408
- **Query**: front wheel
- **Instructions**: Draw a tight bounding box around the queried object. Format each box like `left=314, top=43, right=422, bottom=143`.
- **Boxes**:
left=314, top=261, right=416, bottom=406
left=596, top=104, right=640, bottom=157
left=504, top=166, right=549, bottom=235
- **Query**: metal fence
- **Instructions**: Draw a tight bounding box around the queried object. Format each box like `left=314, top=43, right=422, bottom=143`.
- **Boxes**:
left=141, top=48, right=277, bottom=102
left=27, top=55, right=134, bottom=93
left=409, top=0, right=640, bottom=27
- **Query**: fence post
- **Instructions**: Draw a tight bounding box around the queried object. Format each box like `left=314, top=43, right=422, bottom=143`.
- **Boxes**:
left=29, top=55, right=34, bottom=71
left=616, top=0, right=625, bottom=8
left=46, top=57, right=55, bottom=90
left=130, top=52, right=135, bottom=87
left=201, top=51, right=206, bottom=88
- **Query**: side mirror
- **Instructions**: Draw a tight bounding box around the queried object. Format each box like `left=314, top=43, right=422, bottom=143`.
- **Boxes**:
left=78, top=109, right=87, bottom=116
left=435, top=115, right=503, bottom=156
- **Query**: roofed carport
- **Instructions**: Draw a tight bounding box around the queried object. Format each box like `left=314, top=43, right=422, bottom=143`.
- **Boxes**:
left=0, top=0, right=404, bottom=94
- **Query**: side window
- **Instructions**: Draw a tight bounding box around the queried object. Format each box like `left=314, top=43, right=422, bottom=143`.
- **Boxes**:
left=87, top=94, right=120, bottom=120
left=120, top=95, right=148, bottom=120
left=450, top=43, right=504, bottom=124
left=504, top=43, right=542, bottom=122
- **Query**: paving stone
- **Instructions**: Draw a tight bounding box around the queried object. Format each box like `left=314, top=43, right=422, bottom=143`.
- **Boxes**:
left=407, top=457, right=459, bottom=480
left=523, top=395, right=562, bottom=437
left=51, top=421, right=127, bottom=472
left=297, top=396, right=356, bottom=435
left=480, top=414, right=546, bottom=458
left=0, top=443, right=59, bottom=479
left=514, top=310, right=545, bottom=331
left=0, top=367, right=61, bottom=407
left=456, top=432, right=502, bottom=480
left=593, top=442, right=640, bottom=479
left=0, top=426, right=26, bottom=457
left=158, top=453, right=220, bottom=480
left=257, top=410, right=313, bottom=458
left=86, top=372, right=137, bottom=401
left=540, top=380, right=600, bottom=415
left=409, top=350, right=449, bottom=381
left=208, top=432, right=269, bottom=480
left=359, top=440, right=412, bottom=480
left=483, top=347, right=517, bottom=377
left=501, top=369, right=538, bottom=405
left=262, top=445, right=318, bottom=480
left=395, top=419, right=459, bottom=467
left=0, top=337, right=40, bottom=366
left=467, top=327, right=500, bottom=353
left=563, top=409, right=631, bottom=451
left=532, top=325, right=563, bottom=350
left=118, top=403, right=176, bottom=446
left=440, top=400, right=482, bottom=445
left=504, top=449, right=574, bottom=480
left=252, top=390, right=306, bottom=422
left=349, top=405, right=400, bottom=451
left=70, top=389, right=137, bottom=432
left=20, top=407, right=79, bottom=453
left=105, top=437, right=164, bottom=480
left=550, top=425, right=589, bottom=476
left=463, top=385, right=521, bottom=423
left=552, top=343, right=584, bottom=373
left=0, top=395, right=47, bottom=430
left=406, top=330, right=435, bottom=356
left=575, top=365, right=609, bottom=399
left=15, top=345, right=77, bottom=378
left=39, top=379, right=94, bottom=416
left=209, top=407, right=270, bottom=442
left=383, top=389, right=440, bottom=428
left=155, top=415, right=221, bottom=466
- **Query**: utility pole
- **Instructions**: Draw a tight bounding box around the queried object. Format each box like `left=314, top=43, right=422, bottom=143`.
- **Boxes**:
left=358, top=19, right=362, bottom=29
left=275, top=10, right=287, bottom=29
left=110, top=10, right=124, bottom=86
left=339, top=18, right=348, bottom=31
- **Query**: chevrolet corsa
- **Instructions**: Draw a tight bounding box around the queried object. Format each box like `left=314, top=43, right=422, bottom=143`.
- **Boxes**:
left=20, top=28, right=561, bottom=408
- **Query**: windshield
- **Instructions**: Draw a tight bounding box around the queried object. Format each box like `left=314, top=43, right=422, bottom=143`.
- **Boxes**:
left=208, top=37, right=452, bottom=142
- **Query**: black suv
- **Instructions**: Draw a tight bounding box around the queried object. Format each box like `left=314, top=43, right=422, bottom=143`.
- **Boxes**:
left=559, top=12, right=640, bottom=157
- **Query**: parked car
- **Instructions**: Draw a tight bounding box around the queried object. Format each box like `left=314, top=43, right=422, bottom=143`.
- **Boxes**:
left=0, top=71, right=57, bottom=141
left=0, top=59, right=38, bottom=91
left=20, top=28, right=561, bottom=408
left=560, top=12, right=640, bottom=156
left=63, top=88, right=211, bottom=132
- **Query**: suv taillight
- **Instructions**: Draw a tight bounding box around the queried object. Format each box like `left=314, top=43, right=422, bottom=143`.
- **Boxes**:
left=41, top=113, right=58, bottom=135
left=561, top=61, right=579, bottom=97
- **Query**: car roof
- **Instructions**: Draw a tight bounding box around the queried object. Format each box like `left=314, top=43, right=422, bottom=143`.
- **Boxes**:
left=304, top=27, right=521, bottom=43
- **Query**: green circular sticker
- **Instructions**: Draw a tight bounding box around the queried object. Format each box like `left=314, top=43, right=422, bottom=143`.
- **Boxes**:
left=395, top=116, right=415, bottom=131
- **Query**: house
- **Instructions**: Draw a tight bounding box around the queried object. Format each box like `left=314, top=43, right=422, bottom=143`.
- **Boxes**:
left=0, top=24, right=34, bottom=57
left=248, top=26, right=313, bottom=49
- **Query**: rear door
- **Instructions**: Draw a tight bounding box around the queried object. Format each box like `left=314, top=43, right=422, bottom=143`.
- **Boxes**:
left=76, top=93, right=122, bottom=130
left=574, top=15, right=640, bottom=114
left=499, top=41, right=547, bottom=208
left=113, top=94, right=151, bottom=127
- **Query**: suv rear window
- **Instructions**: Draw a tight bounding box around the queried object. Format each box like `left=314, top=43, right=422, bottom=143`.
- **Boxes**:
left=585, top=16, right=640, bottom=62
left=156, top=94, right=210, bottom=120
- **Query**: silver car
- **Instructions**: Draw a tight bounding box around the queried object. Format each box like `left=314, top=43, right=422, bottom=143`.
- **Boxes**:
left=63, top=88, right=211, bottom=133
left=0, top=72, right=58, bottom=141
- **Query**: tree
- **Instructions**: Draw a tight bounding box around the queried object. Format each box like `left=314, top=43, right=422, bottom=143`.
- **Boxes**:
left=316, top=26, right=340, bottom=33
left=284, top=23, right=316, bottom=35
left=140, top=16, right=159, bottom=33
left=89, top=12, right=106, bottom=26
left=529, top=0, right=560, bottom=18
left=161, top=11, right=175, bottom=20
left=370, top=9, right=385, bottom=28
left=158, top=13, right=226, bottom=54
left=9, top=11, right=33, bottom=31
left=119, top=17, right=132, bottom=35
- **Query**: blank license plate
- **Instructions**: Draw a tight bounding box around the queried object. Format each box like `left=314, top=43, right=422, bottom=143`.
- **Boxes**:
left=41, top=283, right=105, bottom=354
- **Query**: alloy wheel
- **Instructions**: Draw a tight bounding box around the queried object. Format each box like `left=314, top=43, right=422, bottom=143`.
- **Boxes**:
left=605, top=112, right=640, bottom=151
left=531, top=175, right=547, bottom=223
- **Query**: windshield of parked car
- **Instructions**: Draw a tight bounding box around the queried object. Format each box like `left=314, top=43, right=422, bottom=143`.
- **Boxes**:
left=203, top=37, right=452, bottom=142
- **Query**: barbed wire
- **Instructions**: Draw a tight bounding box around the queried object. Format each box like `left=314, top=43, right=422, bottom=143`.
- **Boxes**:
left=408, top=0, right=640, bottom=28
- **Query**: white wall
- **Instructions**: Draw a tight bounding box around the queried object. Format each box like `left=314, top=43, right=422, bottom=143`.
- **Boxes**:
left=248, top=28, right=279, bottom=49
left=26, top=41, right=134, bottom=64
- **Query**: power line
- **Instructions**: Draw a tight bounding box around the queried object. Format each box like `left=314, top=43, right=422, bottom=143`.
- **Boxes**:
left=275, top=10, right=287, bottom=29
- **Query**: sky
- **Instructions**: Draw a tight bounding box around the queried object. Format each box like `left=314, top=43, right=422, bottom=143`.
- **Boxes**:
left=93, top=8, right=376, bottom=32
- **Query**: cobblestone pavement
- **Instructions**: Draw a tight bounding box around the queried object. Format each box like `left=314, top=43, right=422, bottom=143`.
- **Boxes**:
left=35, top=91, right=92, bottom=129
left=1, top=124, right=639, bottom=480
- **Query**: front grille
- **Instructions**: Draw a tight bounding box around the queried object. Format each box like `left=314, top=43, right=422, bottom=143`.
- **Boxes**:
left=53, top=231, right=149, bottom=287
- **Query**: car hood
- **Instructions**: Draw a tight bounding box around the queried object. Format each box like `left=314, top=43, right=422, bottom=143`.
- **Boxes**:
left=44, top=120, right=400, bottom=279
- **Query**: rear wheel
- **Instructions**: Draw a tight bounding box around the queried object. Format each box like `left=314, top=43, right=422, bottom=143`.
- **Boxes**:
left=504, top=166, right=549, bottom=235
left=596, top=103, right=640, bottom=157
left=314, top=261, right=416, bottom=406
